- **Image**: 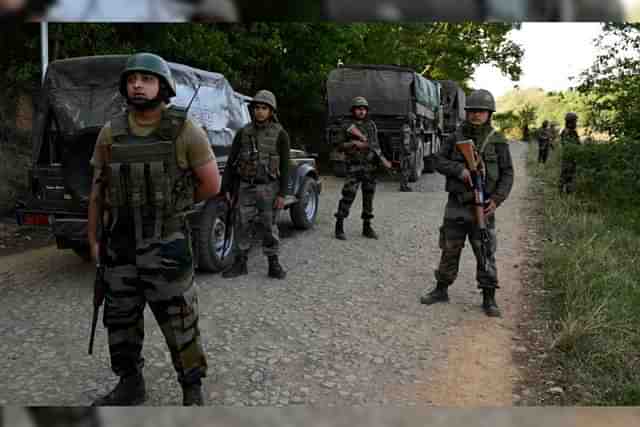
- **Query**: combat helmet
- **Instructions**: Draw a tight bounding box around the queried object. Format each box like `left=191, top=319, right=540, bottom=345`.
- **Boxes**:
left=119, top=53, right=176, bottom=98
left=542, top=120, right=550, bottom=127
left=565, top=112, right=578, bottom=121
left=464, top=89, right=496, bottom=112
left=250, top=90, right=277, bottom=111
left=351, top=96, right=369, bottom=109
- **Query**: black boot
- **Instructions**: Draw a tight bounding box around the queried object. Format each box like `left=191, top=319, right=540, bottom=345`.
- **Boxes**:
left=362, top=220, right=378, bottom=239
left=420, top=283, right=449, bottom=305
left=222, top=252, right=248, bottom=278
left=268, top=255, right=287, bottom=279
left=482, top=288, right=501, bottom=317
left=92, top=373, right=146, bottom=406
left=399, top=183, right=413, bottom=192
left=335, top=218, right=346, bottom=240
left=182, top=383, right=203, bottom=406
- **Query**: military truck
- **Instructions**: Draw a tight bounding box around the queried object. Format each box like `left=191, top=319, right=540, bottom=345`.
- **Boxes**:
left=325, top=64, right=443, bottom=180
left=15, top=55, right=321, bottom=272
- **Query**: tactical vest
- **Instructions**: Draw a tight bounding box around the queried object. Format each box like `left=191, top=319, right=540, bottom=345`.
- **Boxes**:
left=106, top=108, right=193, bottom=242
left=236, top=121, right=282, bottom=183
left=446, top=126, right=505, bottom=201
left=344, top=120, right=380, bottom=171
left=561, top=129, right=580, bottom=145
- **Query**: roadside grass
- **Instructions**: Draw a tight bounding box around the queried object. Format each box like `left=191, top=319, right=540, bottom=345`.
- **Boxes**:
left=528, top=143, right=640, bottom=405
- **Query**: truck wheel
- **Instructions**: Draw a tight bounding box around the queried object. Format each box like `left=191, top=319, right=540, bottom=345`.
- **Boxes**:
left=409, top=145, right=424, bottom=182
left=423, top=155, right=436, bottom=174
left=290, top=176, right=319, bottom=230
left=196, top=199, right=233, bottom=273
left=72, top=244, right=91, bottom=262
left=333, top=161, right=347, bottom=177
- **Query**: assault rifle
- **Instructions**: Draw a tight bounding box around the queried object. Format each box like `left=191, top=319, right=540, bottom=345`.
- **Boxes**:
left=456, top=139, right=491, bottom=273
left=88, top=174, right=109, bottom=355
left=346, top=124, right=393, bottom=172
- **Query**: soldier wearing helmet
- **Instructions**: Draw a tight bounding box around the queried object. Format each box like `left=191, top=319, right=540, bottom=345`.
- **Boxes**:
left=88, top=53, right=220, bottom=406
left=420, top=88, right=514, bottom=318
left=333, top=96, right=392, bottom=240
left=559, top=111, right=580, bottom=193
left=221, top=89, right=290, bottom=279
left=537, top=119, right=553, bottom=164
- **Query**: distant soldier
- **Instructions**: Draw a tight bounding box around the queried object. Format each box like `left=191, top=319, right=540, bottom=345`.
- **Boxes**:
left=27, top=408, right=101, bottom=427
left=221, top=90, right=290, bottom=279
left=399, top=114, right=414, bottom=192
left=333, top=96, right=392, bottom=240
left=559, top=112, right=580, bottom=193
left=537, top=120, right=553, bottom=164
left=420, top=89, right=514, bottom=317
left=88, top=52, right=220, bottom=406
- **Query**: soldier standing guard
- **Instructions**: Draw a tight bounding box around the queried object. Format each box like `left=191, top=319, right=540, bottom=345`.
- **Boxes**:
left=420, top=89, right=514, bottom=317
left=537, top=120, right=553, bottom=164
left=87, top=52, right=220, bottom=405
left=559, top=112, right=580, bottom=194
left=333, top=96, right=392, bottom=240
left=221, top=90, right=290, bottom=280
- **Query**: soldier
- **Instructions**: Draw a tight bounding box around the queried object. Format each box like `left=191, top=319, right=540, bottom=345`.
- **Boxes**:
left=221, top=90, right=290, bottom=280
left=537, top=119, right=553, bottom=164
left=88, top=53, right=220, bottom=406
left=333, top=96, right=392, bottom=240
left=399, top=116, right=414, bottom=192
left=420, top=89, right=514, bottom=317
left=559, top=112, right=580, bottom=193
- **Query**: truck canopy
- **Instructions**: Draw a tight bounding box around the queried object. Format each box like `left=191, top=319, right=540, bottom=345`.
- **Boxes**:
left=33, top=55, right=249, bottom=162
left=326, top=64, right=440, bottom=117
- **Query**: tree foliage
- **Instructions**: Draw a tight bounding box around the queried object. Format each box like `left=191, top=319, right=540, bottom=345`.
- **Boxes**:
left=1, top=23, right=523, bottom=143
left=576, top=23, right=640, bottom=142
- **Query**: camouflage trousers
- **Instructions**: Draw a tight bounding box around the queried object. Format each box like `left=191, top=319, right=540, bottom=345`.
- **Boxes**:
left=234, top=181, right=280, bottom=256
left=102, top=224, right=207, bottom=386
left=335, top=171, right=376, bottom=220
left=435, top=214, right=499, bottom=289
left=400, top=152, right=412, bottom=186
left=538, top=143, right=550, bottom=164
left=559, top=157, right=577, bottom=193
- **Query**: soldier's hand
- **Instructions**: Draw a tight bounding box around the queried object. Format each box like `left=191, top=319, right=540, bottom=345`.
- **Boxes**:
left=382, top=158, right=392, bottom=169
left=274, top=195, right=285, bottom=210
left=460, top=168, right=472, bottom=188
left=484, top=199, right=497, bottom=217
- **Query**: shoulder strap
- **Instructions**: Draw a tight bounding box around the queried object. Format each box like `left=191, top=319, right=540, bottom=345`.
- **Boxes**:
left=479, top=129, right=497, bottom=154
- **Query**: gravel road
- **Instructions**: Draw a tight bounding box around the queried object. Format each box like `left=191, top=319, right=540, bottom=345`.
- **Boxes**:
left=1, top=142, right=528, bottom=407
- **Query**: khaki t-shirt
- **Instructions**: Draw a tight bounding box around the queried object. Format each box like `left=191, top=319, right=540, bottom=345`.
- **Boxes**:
left=90, top=112, right=214, bottom=170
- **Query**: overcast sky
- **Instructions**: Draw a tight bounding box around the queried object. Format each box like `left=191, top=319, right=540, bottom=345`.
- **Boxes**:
left=470, top=23, right=608, bottom=98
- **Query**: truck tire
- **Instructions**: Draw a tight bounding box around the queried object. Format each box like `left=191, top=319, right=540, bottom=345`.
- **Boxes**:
left=195, top=199, right=233, bottom=273
left=423, top=154, right=436, bottom=173
left=333, top=161, right=347, bottom=177
left=409, top=144, right=424, bottom=182
left=290, top=176, right=319, bottom=230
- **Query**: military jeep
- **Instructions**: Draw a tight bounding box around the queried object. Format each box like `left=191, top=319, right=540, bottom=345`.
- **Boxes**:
left=15, top=55, right=321, bottom=273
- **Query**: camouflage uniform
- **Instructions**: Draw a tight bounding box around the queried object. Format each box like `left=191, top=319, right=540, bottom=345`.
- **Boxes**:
left=221, top=90, right=290, bottom=279
left=559, top=114, right=580, bottom=193
left=537, top=121, right=553, bottom=164
left=334, top=97, right=388, bottom=239
left=399, top=120, right=413, bottom=191
left=89, top=53, right=214, bottom=406
left=421, top=89, right=514, bottom=317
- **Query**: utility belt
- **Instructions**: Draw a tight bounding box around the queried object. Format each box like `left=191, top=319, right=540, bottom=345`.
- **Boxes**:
left=451, top=191, right=491, bottom=207
left=109, top=207, right=188, bottom=243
